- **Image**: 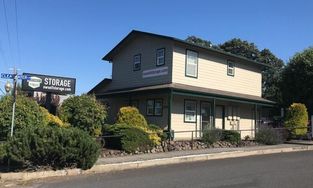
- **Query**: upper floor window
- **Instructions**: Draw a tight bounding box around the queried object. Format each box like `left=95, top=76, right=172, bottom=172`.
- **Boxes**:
left=156, top=48, right=165, bottom=66
left=227, top=61, right=235, bottom=76
left=133, top=54, right=141, bottom=71
left=185, top=50, right=198, bottom=78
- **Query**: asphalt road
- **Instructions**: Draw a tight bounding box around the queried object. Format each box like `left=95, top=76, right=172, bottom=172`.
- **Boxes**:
left=25, top=151, right=313, bottom=188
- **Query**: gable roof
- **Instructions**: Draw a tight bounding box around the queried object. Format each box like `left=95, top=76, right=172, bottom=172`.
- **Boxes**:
left=102, top=30, right=270, bottom=68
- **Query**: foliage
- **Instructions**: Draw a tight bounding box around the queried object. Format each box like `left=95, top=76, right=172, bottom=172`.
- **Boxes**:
left=280, top=47, right=313, bottom=115
left=116, top=106, right=148, bottom=128
left=219, top=38, right=260, bottom=60
left=104, top=124, right=153, bottom=153
left=40, top=107, right=69, bottom=128
left=202, top=129, right=223, bottom=145
left=0, top=142, right=6, bottom=164
left=284, top=103, right=308, bottom=136
left=0, top=95, right=45, bottom=140
left=255, top=127, right=285, bottom=145
left=116, top=107, right=161, bottom=145
left=221, top=130, right=241, bottom=144
left=58, top=94, right=107, bottom=137
left=6, top=126, right=100, bottom=170
left=185, top=36, right=215, bottom=48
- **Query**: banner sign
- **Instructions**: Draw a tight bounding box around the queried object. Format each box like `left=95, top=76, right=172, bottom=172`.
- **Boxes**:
left=22, top=73, right=76, bottom=95
left=142, top=66, right=168, bottom=78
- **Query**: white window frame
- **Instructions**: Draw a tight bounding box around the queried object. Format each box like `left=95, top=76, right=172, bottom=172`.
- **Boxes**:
left=184, top=100, right=197, bottom=123
left=156, top=48, right=165, bottom=66
left=133, top=54, right=141, bottom=71
left=227, top=61, right=235, bottom=76
left=185, top=50, right=198, bottom=78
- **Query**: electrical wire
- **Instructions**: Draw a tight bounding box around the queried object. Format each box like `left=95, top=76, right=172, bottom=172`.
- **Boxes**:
left=14, top=0, right=21, bottom=67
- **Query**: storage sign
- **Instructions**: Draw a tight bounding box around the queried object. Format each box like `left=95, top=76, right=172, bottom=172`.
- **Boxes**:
left=22, top=73, right=76, bottom=95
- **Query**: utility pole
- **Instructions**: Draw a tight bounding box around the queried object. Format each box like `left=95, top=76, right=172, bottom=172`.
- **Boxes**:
left=10, top=67, right=17, bottom=137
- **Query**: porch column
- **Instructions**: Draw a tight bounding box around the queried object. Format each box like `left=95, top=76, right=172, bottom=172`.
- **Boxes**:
left=167, top=89, right=173, bottom=139
left=254, top=104, right=258, bottom=135
left=212, top=98, right=216, bottom=128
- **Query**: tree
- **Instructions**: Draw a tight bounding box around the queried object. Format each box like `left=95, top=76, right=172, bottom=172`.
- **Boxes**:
left=58, top=94, right=107, bottom=137
left=0, top=95, right=45, bottom=140
left=185, top=36, right=214, bottom=48
left=284, top=103, right=308, bottom=137
left=280, top=47, right=313, bottom=115
left=219, top=38, right=260, bottom=61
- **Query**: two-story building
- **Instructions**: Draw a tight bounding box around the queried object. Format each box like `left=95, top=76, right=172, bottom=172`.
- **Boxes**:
left=89, top=30, right=276, bottom=139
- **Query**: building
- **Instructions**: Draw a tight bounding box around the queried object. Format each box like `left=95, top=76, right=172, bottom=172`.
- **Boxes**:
left=89, top=30, right=276, bottom=139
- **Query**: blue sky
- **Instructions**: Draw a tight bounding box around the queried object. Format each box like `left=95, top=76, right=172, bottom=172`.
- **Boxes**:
left=0, top=0, right=312, bottom=95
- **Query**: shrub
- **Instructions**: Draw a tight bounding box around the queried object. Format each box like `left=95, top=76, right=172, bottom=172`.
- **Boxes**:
left=104, top=124, right=153, bottom=153
left=284, top=103, right=308, bottom=137
left=255, top=127, right=284, bottom=145
left=116, top=107, right=148, bottom=128
left=0, top=95, right=45, bottom=140
left=221, top=130, right=241, bottom=144
left=6, top=126, right=100, bottom=170
left=202, top=129, right=223, bottom=145
left=40, top=107, right=69, bottom=128
left=58, top=95, right=107, bottom=137
left=0, top=142, right=6, bottom=164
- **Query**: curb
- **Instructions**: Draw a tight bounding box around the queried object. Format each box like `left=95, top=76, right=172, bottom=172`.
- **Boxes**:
left=1, top=145, right=313, bottom=182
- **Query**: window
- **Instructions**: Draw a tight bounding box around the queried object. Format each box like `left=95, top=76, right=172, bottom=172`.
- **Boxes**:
left=184, top=100, right=197, bottom=122
left=227, top=61, right=235, bottom=76
left=146, top=100, right=154, bottom=115
left=146, top=99, right=163, bottom=116
left=185, top=50, right=198, bottom=78
left=156, top=48, right=165, bottom=66
left=154, top=99, right=163, bottom=116
left=133, top=54, right=141, bottom=71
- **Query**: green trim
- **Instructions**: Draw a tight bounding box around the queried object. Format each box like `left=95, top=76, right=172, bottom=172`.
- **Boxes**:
left=168, top=89, right=173, bottom=138
left=172, top=90, right=275, bottom=107
left=185, top=49, right=198, bottom=78
left=212, top=98, right=216, bottom=128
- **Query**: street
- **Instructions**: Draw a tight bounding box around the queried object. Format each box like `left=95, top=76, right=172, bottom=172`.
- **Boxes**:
left=20, top=151, right=313, bottom=188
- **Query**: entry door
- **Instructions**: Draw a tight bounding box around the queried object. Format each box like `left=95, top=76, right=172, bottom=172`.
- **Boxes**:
left=201, top=102, right=212, bottom=131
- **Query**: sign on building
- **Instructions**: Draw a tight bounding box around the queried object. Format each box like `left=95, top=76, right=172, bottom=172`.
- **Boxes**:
left=142, top=66, right=168, bottom=78
left=22, top=73, right=76, bottom=95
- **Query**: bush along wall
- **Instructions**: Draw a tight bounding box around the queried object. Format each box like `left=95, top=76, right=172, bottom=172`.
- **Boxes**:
left=202, top=129, right=241, bottom=145
left=5, top=126, right=100, bottom=170
left=284, top=103, right=308, bottom=138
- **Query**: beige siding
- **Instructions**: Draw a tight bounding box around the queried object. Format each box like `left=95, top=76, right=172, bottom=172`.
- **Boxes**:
left=109, top=35, right=173, bottom=90
left=171, top=95, right=256, bottom=140
left=172, top=44, right=262, bottom=97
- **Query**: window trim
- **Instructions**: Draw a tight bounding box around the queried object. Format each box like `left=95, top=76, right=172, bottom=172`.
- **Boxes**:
left=146, top=99, right=163, bottom=116
left=156, top=48, right=165, bottom=66
left=227, top=60, right=235, bottom=76
left=133, top=54, right=141, bottom=71
left=184, top=99, right=197, bottom=123
left=185, top=49, right=198, bottom=78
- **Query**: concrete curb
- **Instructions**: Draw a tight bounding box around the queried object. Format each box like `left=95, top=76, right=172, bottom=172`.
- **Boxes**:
left=1, top=145, right=313, bottom=182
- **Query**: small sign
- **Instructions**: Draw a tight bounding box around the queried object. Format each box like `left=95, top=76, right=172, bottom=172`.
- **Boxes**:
left=142, top=66, right=168, bottom=78
left=1, top=73, right=16, bottom=79
left=17, top=75, right=30, bottom=80
left=22, top=73, right=76, bottom=95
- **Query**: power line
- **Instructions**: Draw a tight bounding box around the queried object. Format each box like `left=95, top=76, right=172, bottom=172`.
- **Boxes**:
left=2, top=0, right=14, bottom=67
left=14, top=0, right=21, bottom=67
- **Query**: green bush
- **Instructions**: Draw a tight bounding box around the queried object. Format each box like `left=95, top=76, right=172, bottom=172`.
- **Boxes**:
left=255, top=127, right=284, bottom=145
left=6, top=126, right=100, bottom=170
left=0, top=95, right=45, bottom=140
left=104, top=124, right=153, bottom=153
left=284, top=103, right=308, bottom=137
left=58, top=94, right=107, bottom=137
left=221, top=130, right=241, bottom=144
left=202, top=129, right=223, bottom=145
left=0, top=142, right=6, bottom=164
left=116, top=107, right=148, bottom=128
